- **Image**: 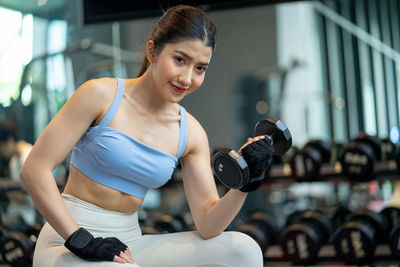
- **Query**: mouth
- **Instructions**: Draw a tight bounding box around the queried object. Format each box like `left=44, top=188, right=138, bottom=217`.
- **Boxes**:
left=170, top=83, right=187, bottom=94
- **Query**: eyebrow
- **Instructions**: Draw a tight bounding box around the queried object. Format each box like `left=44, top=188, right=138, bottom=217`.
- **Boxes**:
left=174, top=50, right=209, bottom=66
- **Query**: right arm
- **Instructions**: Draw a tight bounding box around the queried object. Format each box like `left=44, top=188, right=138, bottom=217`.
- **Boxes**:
left=19, top=78, right=115, bottom=239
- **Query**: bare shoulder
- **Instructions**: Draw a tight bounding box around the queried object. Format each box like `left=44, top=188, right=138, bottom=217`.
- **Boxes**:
left=184, top=112, right=210, bottom=157
left=76, top=77, right=118, bottom=102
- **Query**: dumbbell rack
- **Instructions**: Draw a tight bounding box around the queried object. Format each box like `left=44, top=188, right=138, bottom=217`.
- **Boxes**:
left=263, top=244, right=400, bottom=265
left=258, top=159, right=400, bottom=265
left=266, top=160, right=400, bottom=183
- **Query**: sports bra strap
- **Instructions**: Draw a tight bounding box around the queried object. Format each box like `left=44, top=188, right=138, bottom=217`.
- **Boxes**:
left=176, top=105, right=188, bottom=159
left=99, top=78, right=125, bottom=127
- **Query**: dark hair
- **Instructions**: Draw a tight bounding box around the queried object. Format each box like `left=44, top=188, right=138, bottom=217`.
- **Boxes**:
left=137, top=5, right=217, bottom=77
left=0, top=120, right=18, bottom=143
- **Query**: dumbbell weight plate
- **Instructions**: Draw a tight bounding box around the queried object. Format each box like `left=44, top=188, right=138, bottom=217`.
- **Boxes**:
left=331, top=205, right=352, bottom=230
left=354, top=134, right=382, bottom=160
left=255, top=118, right=292, bottom=156
left=334, top=221, right=375, bottom=264
left=280, top=210, right=331, bottom=264
left=389, top=225, right=400, bottom=258
left=289, top=148, right=322, bottom=179
left=247, top=212, right=278, bottom=248
left=380, top=207, right=400, bottom=238
left=306, top=140, right=331, bottom=163
left=280, top=223, right=321, bottom=264
left=339, top=143, right=376, bottom=179
left=382, top=138, right=398, bottom=160
left=349, top=210, right=388, bottom=243
left=298, top=211, right=332, bottom=244
left=153, top=214, right=184, bottom=233
left=236, top=224, right=269, bottom=252
left=0, top=225, right=7, bottom=263
left=0, top=232, right=33, bottom=266
left=383, top=207, right=400, bottom=258
left=211, top=150, right=249, bottom=189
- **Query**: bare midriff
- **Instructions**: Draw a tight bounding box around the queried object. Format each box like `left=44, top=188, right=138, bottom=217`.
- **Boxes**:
left=63, top=166, right=143, bottom=214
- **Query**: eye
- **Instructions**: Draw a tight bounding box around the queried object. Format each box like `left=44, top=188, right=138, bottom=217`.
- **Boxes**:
left=175, top=56, right=184, bottom=64
left=197, top=66, right=207, bottom=73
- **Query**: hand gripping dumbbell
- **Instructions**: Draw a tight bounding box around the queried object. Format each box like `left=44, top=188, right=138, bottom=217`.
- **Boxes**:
left=339, top=133, right=382, bottom=180
left=280, top=210, right=332, bottom=264
left=235, top=212, right=279, bottom=253
left=333, top=209, right=388, bottom=265
left=289, top=140, right=331, bottom=179
left=211, top=117, right=292, bottom=191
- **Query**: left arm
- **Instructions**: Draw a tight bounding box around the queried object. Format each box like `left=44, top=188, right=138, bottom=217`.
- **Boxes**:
left=180, top=114, right=247, bottom=240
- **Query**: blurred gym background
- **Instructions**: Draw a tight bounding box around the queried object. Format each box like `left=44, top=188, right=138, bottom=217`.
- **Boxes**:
left=1, top=0, right=400, bottom=266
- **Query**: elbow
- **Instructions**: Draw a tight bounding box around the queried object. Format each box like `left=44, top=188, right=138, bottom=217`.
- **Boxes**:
left=197, top=228, right=223, bottom=240
left=19, top=160, right=38, bottom=184
left=19, top=164, right=31, bottom=183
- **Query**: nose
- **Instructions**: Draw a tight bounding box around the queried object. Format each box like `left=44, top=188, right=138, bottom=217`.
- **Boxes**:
left=177, top=68, right=192, bottom=87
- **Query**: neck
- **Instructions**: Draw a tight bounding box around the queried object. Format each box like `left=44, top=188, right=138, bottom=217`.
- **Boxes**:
left=127, top=70, right=177, bottom=115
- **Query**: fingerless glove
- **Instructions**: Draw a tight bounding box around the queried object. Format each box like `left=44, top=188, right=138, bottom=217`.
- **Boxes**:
left=65, top=228, right=128, bottom=261
left=240, top=138, right=273, bottom=192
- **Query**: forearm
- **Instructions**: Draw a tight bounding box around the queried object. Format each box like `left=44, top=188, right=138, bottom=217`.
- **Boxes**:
left=20, top=161, right=79, bottom=240
left=197, top=189, right=247, bottom=239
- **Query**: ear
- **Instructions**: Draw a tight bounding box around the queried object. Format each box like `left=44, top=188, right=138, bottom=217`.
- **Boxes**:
left=146, top=40, right=156, bottom=63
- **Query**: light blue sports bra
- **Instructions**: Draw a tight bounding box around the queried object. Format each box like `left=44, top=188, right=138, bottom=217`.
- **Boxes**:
left=70, top=78, right=188, bottom=199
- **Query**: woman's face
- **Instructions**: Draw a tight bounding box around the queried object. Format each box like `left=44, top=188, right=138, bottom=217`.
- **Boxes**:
left=149, top=39, right=213, bottom=103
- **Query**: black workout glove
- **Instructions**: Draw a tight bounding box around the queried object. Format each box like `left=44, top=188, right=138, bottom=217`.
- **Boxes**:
left=65, top=228, right=128, bottom=261
left=240, top=138, right=274, bottom=192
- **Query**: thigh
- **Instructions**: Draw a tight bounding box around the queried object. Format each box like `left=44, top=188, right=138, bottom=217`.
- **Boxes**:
left=131, top=231, right=263, bottom=267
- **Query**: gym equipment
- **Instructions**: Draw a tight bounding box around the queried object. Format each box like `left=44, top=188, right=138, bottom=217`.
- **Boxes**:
left=153, top=214, right=189, bottom=233
left=333, top=209, right=387, bottom=265
left=289, top=140, right=331, bottom=179
left=339, top=133, right=382, bottom=180
left=212, top=117, right=292, bottom=190
left=331, top=205, right=352, bottom=230
left=382, top=137, right=399, bottom=161
left=235, top=212, right=278, bottom=252
left=0, top=223, right=41, bottom=267
left=382, top=207, right=400, bottom=258
left=280, top=210, right=332, bottom=264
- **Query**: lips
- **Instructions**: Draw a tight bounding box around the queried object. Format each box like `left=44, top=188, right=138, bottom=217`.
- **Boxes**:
left=170, top=83, right=187, bottom=94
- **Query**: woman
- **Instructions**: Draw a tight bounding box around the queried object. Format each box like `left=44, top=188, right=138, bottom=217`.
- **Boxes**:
left=21, top=5, right=266, bottom=267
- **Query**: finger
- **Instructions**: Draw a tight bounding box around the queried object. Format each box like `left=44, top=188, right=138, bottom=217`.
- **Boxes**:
left=253, top=135, right=266, bottom=141
left=113, top=255, right=127, bottom=263
left=125, top=248, right=133, bottom=260
left=239, top=138, right=253, bottom=152
left=120, top=250, right=135, bottom=264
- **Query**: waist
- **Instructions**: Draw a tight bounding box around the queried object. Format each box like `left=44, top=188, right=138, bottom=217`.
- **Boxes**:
left=62, top=193, right=139, bottom=227
left=63, top=166, right=143, bottom=213
left=61, top=193, right=142, bottom=246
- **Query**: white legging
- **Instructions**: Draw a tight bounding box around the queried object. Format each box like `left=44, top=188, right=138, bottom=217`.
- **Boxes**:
left=33, top=194, right=264, bottom=267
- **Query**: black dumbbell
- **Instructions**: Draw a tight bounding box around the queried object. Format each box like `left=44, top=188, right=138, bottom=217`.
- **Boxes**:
left=212, top=117, right=292, bottom=190
left=280, top=210, right=332, bottom=264
left=331, top=205, right=352, bottom=230
left=339, top=133, right=382, bottom=180
left=333, top=209, right=387, bottom=265
left=235, top=212, right=278, bottom=253
left=153, top=214, right=189, bottom=233
left=382, top=137, right=399, bottom=161
left=382, top=206, right=400, bottom=258
left=289, top=140, right=331, bottom=179
left=0, top=223, right=41, bottom=267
